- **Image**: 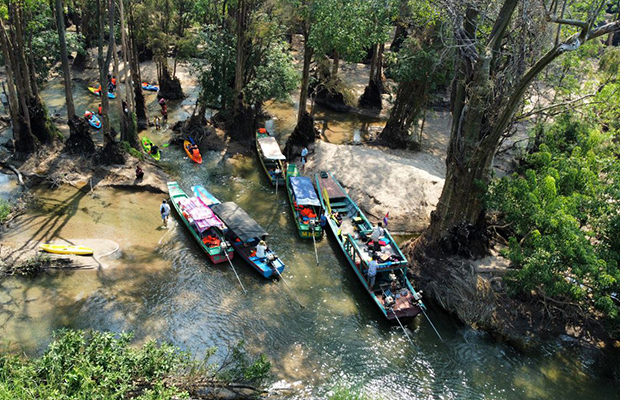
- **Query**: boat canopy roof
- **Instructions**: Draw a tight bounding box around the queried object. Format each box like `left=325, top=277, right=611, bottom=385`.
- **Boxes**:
left=290, top=176, right=321, bottom=206
left=257, top=136, right=286, bottom=160
left=210, top=202, right=269, bottom=242
left=192, top=185, right=221, bottom=206
left=178, top=197, right=223, bottom=233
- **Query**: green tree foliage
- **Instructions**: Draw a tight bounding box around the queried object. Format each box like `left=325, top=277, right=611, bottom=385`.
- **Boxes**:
left=308, top=0, right=393, bottom=65
left=0, top=329, right=271, bottom=398
left=0, top=0, right=85, bottom=86
left=489, top=113, right=620, bottom=329
left=194, top=5, right=297, bottom=115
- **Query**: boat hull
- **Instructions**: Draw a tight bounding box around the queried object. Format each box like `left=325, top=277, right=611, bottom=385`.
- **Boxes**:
left=316, top=172, right=422, bottom=321
left=230, top=240, right=285, bottom=279
left=285, top=164, right=323, bottom=240
left=256, top=132, right=285, bottom=186
left=167, top=182, right=233, bottom=264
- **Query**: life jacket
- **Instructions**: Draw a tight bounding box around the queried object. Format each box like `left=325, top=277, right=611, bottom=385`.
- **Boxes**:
left=202, top=235, right=221, bottom=247
left=98, top=106, right=102, bottom=115
left=258, top=128, right=267, bottom=134
left=112, top=78, right=117, bottom=86
left=192, top=148, right=199, bottom=157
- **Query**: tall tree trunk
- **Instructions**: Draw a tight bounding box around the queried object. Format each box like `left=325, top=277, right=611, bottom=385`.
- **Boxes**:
left=0, top=18, right=35, bottom=153
left=118, top=0, right=134, bottom=113
left=331, top=51, right=339, bottom=76
left=375, top=80, right=426, bottom=148
left=359, top=43, right=383, bottom=110
left=233, top=0, right=246, bottom=113
left=97, top=0, right=114, bottom=145
left=56, top=0, right=75, bottom=119
left=297, top=28, right=313, bottom=123
left=368, top=44, right=379, bottom=86
left=128, top=12, right=147, bottom=130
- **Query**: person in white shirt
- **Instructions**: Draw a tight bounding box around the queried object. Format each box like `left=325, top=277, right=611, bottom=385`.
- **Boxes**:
left=160, top=200, right=171, bottom=227
left=369, top=222, right=385, bottom=253
left=256, top=240, right=267, bottom=260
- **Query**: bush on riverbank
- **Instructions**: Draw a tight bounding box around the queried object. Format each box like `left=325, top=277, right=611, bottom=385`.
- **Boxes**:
left=0, top=199, right=10, bottom=224
left=488, top=113, right=620, bottom=335
left=0, top=330, right=271, bottom=399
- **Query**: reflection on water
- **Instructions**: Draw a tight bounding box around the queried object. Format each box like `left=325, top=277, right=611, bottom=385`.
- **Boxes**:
left=0, top=78, right=618, bottom=400
left=265, top=101, right=385, bottom=146
left=0, top=173, right=18, bottom=201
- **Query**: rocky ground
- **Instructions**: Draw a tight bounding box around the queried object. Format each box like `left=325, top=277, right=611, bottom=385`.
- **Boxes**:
left=306, top=141, right=445, bottom=233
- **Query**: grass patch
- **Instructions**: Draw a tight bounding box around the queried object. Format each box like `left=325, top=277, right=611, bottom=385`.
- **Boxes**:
left=122, top=140, right=145, bottom=160
left=0, top=199, right=11, bottom=224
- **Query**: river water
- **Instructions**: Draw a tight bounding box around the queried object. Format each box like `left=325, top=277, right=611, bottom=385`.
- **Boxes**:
left=0, top=77, right=618, bottom=399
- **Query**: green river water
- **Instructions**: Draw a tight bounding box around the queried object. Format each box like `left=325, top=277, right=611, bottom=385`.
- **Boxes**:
left=0, top=79, right=618, bottom=399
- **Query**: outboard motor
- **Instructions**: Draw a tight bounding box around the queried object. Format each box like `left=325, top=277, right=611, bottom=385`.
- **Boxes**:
left=266, top=252, right=277, bottom=267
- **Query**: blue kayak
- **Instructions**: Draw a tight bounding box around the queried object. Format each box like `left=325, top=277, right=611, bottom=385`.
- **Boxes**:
left=84, top=111, right=101, bottom=129
left=142, top=82, right=159, bottom=91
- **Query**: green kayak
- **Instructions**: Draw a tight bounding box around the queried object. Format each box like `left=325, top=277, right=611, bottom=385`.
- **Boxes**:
left=142, top=137, right=161, bottom=161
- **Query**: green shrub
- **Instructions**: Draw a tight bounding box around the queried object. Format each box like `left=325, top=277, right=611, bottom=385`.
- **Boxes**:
left=488, top=113, right=620, bottom=330
left=0, top=330, right=271, bottom=399
left=0, top=199, right=11, bottom=224
left=122, top=141, right=144, bottom=160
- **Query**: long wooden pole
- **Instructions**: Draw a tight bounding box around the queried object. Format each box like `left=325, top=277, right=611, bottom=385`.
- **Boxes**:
left=222, top=241, right=247, bottom=294
left=274, top=267, right=304, bottom=309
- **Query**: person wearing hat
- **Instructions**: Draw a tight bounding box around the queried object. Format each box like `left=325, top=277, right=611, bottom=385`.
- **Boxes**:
left=160, top=199, right=171, bottom=228
left=256, top=239, right=267, bottom=260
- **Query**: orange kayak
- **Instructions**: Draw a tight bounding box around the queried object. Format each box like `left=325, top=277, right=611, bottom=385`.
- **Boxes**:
left=184, top=140, right=202, bottom=164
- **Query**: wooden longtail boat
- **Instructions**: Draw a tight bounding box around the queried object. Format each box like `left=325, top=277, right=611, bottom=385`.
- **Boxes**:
left=285, top=164, right=323, bottom=239
left=167, top=181, right=234, bottom=264
left=315, top=171, right=424, bottom=320
left=256, top=130, right=286, bottom=186
left=209, top=200, right=285, bottom=279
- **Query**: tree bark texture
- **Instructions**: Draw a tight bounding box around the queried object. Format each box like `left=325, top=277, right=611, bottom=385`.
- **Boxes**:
left=55, top=0, right=75, bottom=119
left=297, top=28, right=313, bottom=123
left=97, top=0, right=115, bottom=146
left=375, top=80, right=426, bottom=148
left=233, top=0, right=246, bottom=113
left=422, top=2, right=620, bottom=252
left=128, top=7, right=148, bottom=130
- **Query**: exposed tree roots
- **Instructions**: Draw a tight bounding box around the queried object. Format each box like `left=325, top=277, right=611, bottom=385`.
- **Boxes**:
left=284, top=112, right=318, bottom=159
left=65, top=116, right=96, bottom=155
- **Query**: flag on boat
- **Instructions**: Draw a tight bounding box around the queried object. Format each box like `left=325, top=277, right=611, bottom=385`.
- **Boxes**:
left=383, top=212, right=389, bottom=227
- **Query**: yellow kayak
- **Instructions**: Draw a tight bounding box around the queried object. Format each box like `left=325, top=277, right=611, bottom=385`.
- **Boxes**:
left=40, top=244, right=94, bottom=256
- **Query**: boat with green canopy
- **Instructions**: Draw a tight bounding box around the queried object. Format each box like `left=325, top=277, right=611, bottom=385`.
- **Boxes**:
left=167, top=181, right=234, bottom=264
left=315, top=171, right=425, bottom=321
left=256, top=129, right=286, bottom=186
left=285, top=164, right=323, bottom=239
